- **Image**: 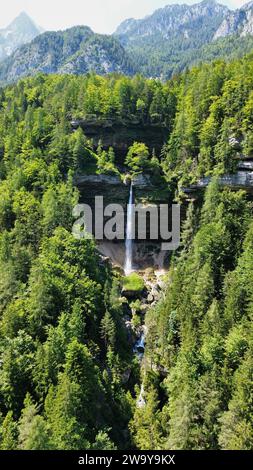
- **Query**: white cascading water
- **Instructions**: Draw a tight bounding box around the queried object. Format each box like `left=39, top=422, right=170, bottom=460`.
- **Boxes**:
left=124, top=182, right=134, bottom=275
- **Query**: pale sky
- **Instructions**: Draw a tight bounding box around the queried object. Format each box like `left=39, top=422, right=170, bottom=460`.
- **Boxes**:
left=0, top=0, right=249, bottom=34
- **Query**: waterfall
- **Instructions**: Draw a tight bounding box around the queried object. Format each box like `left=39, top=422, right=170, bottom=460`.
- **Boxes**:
left=124, top=182, right=134, bottom=275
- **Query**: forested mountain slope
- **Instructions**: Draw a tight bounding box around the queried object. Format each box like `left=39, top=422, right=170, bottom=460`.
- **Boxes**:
left=0, top=26, right=135, bottom=85
left=0, top=53, right=252, bottom=449
left=114, top=0, right=253, bottom=78
left=161, top=53, right=253, bottom=189
left=115, top=0, right=228, bottom=77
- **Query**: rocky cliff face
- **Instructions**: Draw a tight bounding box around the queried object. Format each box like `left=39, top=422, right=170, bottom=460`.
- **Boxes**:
left=183, top=158, right=253, bottom=196
left=71, top=118, right=169, bottom=163
left=0, top=12, right=42, bottom=62
left=75, top=174, right=175, bottom=271
left=214, top=1, right=253, bottom=39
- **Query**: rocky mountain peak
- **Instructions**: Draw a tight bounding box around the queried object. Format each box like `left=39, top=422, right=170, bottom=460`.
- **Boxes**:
left=0, top=12, right=42, bottom=60
left=214, top=1, right=253, bottom=39
left=9, top=11, right=36, bottom=28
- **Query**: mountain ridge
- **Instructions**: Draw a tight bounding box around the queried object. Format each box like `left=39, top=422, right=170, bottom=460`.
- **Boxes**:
left=1, top=2, right=253, bottom=83
left=114, top=0, right=253, bottom=78
left=0, top=26, right=136, bottom=84
left=115, top=0, right=229, bottom=38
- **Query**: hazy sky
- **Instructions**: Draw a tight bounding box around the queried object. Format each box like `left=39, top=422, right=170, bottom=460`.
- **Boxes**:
left=0, top=0, right=249, bottom=34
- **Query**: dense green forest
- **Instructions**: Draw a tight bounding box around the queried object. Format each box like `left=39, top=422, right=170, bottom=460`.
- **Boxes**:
left=124, top=34, right=253, bottom=80
left=133, top=180, right=253, bottom=449
left=0, top=53, right=253, bottom=449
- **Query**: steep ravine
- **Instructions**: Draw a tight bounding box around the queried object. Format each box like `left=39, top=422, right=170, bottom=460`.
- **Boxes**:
left=76, top=158, right=253, bottom=414
left=121, top=267, right=166, bottom=410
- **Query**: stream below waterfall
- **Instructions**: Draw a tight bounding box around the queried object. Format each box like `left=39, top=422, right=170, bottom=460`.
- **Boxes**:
left=133, top=327, right=147, bottom=408
left=133, top=326, right=147, bottom=360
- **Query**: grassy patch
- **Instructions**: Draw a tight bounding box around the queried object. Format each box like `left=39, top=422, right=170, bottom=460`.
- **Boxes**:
left=123, top=273, right=145, bottom=293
